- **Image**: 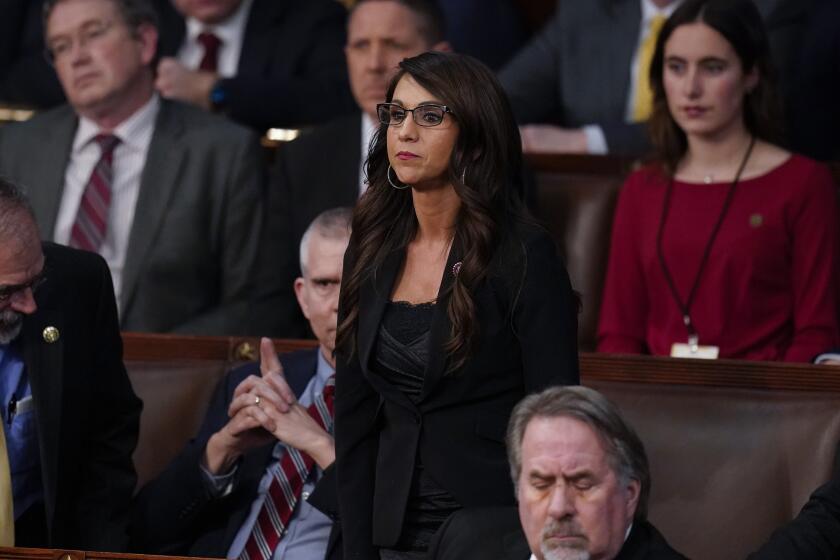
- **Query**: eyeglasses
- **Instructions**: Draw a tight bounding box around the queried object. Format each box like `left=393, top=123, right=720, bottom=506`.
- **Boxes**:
left=377, top=103, right=453, bottom=127
left=45, top=20, right=117, bottom=63
left=0, top=271, right=46, bottom=304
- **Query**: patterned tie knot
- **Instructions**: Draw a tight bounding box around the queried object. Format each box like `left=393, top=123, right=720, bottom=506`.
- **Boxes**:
left=93, top=134, right=120, bottom=158
left=197, top=31, right=222, bottom=72
left=197, top=31, right=222, bottom=51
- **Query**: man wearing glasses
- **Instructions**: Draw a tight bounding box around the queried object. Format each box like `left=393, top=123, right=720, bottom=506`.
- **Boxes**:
left=0, top=0, right=263, bottom=336
left=0, top=178, right=141, bottom=550
left=133, top=208, right=351, bottom=560
left=251, top=0, right=450, bottom=338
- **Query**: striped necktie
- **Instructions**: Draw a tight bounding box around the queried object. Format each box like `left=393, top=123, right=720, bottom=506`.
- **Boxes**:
left=632, top=14, right=667, bottom=122
left=69, top=134, right=120, bottom=253
left=239, top=375, right=335, bottom=560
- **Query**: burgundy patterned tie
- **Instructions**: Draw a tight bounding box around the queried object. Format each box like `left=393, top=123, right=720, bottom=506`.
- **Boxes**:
left=69, top=134, right=120, bottom=253
left=197, top=31, right=222, bottom=72
left=239, top=375, right=335, bottom=560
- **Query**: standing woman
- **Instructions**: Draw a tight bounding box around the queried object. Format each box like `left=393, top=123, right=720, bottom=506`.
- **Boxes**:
left=598, top=0, right=839, bottom=361
left=334, top=52, right=579, bottom=559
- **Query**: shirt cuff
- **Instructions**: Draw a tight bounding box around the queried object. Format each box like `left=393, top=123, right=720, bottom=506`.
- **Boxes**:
left=199, top=462, right=239, bottom=498
left=583, top=125, right=608, bottom=155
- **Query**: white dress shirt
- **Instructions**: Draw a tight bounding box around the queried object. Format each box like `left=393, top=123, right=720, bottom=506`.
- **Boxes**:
left=583, top=0, right=681, bottom=154
left=177, top=0, right=254, bottom=78
left=201, top=351, right=335, bottom=560
left=53, top=94, right=160, bottom=307
left=359, top=112, right=378, bottom=196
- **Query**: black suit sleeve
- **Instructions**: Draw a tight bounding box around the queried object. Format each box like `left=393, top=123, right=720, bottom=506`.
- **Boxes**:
left=514, top=231, right=580, bottom=389
left=73, top=254, right=142, bottom=551
left=247, top=144, right=308, bottom=338
left=746, top=478, right=840, bottom=560
left=219, top=0, right=356, bottom=130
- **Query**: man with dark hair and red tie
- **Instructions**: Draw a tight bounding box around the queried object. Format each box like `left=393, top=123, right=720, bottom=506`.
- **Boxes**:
left=131, top=207, right=352, bottom=560
left=0, top=0, right=263, bottom=336
left=154, top=0, right=354, bottom=131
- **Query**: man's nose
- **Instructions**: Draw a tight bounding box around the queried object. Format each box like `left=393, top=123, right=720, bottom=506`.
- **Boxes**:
left=10, top=288, right=37, bottom=315
left=546, top=484, right=576, bottom=519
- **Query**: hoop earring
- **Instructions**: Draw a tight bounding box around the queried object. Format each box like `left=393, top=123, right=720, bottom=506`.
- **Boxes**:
left=388, top=165, right=410, bottom=190
left=460, top=167, right=468, bottom=186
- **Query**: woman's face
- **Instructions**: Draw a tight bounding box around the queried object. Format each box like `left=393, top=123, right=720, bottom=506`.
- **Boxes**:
left=662, top=22, right=758, bottom=140
left=387, top=75, right=459, bottom=191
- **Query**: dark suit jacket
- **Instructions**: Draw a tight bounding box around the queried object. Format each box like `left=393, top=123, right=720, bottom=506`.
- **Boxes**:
left=157, top=0, right=356, bottom=131
left=0, top=99, right=264, bottom=336
left=15, top=242, right=141, bottom=550
left=427, top=508, right=684, bottom=560
left=130, top=348, right=333, bottom=557
left=335, top=223, right=580, bottom=558
left=499, top=0, right=808, bottom=156
left=250, top=113, right=362, bottom=338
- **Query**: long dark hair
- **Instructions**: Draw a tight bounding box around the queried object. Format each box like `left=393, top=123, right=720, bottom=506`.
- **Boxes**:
left=648, top=0, right=783, bottom=173
left=336, top=51, right=527, bottom=370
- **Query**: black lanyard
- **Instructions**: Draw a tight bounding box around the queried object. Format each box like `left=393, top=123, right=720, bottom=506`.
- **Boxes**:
left=655, top=136, right=756, bottom=345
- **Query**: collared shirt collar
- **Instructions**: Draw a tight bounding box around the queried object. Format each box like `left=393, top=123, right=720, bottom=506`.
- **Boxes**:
left=72, top=93, right=160, bottom=154
left=184, top=0, right=254, bottom=51
left=316, top=346, right=336, bottom=385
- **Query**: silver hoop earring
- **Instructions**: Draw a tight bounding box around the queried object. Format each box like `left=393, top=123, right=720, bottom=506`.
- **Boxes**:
left=460, top=167, right=468, bottom=185
left=388, top=165, right=410, bottom=190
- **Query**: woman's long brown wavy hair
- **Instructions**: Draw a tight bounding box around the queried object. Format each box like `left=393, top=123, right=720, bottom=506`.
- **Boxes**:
left=647, top=0, right=784, bottom=174
left=336, top=51, right=528, bottom=371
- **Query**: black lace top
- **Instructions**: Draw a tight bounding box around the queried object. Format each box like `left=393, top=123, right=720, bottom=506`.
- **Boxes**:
left=372, top=300, right=462, bottom=552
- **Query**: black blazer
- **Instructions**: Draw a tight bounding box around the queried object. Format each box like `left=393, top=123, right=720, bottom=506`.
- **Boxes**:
left=335, top=223, right=580, bottom=558
left=130, top=349, right=325, bottom=557
left=157, top=0, right=355, bottom=130
left=17, top=243, right=141, bottom=550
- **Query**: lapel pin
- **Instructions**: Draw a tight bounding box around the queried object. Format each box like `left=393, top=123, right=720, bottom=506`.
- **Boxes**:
left=452, top=262, right=462, bottom=277
left=43, top=326, right=60, bottom=344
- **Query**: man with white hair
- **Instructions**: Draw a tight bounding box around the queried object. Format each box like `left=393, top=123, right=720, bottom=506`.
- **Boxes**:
left=133, top=207, right=352, bottom=560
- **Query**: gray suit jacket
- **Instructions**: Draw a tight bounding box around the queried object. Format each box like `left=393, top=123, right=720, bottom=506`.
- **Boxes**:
left=0, top=99, right=263, bottom=335
left=499, top=0, right=807, bottom=156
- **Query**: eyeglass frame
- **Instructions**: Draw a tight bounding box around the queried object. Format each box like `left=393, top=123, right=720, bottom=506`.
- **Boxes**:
left=376, top=102, right=455, bottom=127
left=0, top=270, right=47, bottom=304
left=43, top=19, right=119, bottom=64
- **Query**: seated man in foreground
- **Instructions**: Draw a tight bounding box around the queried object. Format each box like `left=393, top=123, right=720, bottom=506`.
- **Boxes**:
left=509, top=386, right=840, bottom=560
left=0, top=179, right=141, bottom=549
left=432, top=385, right=840, bottom=559
left=131, top=207, right=351, bottom=559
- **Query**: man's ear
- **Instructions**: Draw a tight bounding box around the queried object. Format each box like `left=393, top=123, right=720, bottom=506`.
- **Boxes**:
left=137, top=23, right=159, bottom=66
left=625, top=478, right=641, bottom=521
left=432, top=40, right=452, bottom=53
left=294, top=277, right=310, bottom=320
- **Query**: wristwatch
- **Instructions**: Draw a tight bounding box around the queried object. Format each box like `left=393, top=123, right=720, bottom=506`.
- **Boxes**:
left=210, top=80, right=228, bottom=112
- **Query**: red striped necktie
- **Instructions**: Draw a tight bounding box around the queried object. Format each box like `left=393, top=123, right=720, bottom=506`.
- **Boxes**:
left=69, top=134, right=120, bottom=253
left=240, top=375, right=335, bottom=560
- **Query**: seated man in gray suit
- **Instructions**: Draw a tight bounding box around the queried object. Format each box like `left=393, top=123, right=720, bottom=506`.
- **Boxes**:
left=0, top=0, right=263, bottom=336
left=252, top=0, right=449, bottom=337
left=132, top=207, right=351, bottom=560
left=499, top=0, right=808, bottom=156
